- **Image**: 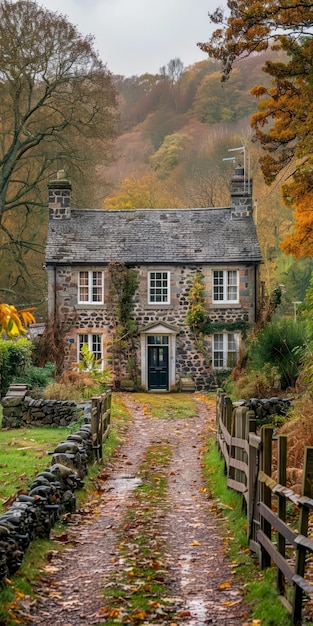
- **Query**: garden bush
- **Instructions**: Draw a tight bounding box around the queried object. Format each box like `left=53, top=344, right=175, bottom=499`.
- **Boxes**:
left=247, top=318, right=309, bottom=389
left=14, top=361, right=56, bottom=394
left=0, top=338, right=33, bottom=396
left=42, top=370, right=104, bottom=402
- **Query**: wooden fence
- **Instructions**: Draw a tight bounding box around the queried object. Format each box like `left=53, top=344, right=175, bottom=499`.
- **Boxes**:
left=216, top=390, right=313, bottom=625
left=90, top=390, right=112, bottom=463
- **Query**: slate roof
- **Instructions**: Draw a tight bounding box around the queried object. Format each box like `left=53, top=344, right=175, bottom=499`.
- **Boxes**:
left=46, top=207, right=262, bottom=265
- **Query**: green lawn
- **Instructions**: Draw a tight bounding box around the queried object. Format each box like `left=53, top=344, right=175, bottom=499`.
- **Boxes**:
left=0, top=392, right=130, bottom=513
left=0, top=421, right=72, bottom=512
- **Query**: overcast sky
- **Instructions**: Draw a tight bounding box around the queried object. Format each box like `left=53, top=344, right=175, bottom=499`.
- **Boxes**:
left=38, top=0, right=222, bottom=77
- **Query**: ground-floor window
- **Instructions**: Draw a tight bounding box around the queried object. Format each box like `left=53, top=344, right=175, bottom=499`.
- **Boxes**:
left=213, top=332, right=239, bottom=369
left=78, top=333, right=103, bottom=368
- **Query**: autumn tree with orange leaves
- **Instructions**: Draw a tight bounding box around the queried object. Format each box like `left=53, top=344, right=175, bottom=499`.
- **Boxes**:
left=103, top=174, right=179, bottom=209
left=199, top=0, right=313, bottom=258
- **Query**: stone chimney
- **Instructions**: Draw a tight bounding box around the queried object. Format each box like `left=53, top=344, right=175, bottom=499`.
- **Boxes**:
left=48, top=170, right=72, bottom=220
left=230, top=166, right=253, bottom=218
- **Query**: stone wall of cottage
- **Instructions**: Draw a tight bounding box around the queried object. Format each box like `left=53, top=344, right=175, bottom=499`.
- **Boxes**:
left=51, top=263, right=257, bottom=390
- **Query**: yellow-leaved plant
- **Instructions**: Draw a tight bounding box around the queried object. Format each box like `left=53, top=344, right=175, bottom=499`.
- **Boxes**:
left=0, top=304, right=36, bottom=338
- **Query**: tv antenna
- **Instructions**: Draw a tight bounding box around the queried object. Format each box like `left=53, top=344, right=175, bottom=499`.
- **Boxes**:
left=223, top=146, right=251, bottom=194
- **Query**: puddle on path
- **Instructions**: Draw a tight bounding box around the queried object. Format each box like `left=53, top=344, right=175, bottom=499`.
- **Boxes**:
left=186, top=597, right=208, bottom=625
left=180, top=553, right=192, bottom=587
left=104, top=475, right=142, bottom=493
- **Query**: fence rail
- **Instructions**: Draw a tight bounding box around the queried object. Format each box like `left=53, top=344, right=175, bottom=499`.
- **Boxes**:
left=90, top=389, right=112, bottom=463
left=216, top=390, right=313, bottom=625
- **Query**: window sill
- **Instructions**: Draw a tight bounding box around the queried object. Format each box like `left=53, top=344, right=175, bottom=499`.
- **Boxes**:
left=75, top=304, right=106, bottom=310
left=144, top=303, right=172, bottom=310
left=210, top=303, right=241, bottom=309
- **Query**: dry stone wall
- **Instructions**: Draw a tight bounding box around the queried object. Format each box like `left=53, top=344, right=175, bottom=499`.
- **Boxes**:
left=0, top=416, right=93, bottom=586
left=1, top=385, right=79, bottom=428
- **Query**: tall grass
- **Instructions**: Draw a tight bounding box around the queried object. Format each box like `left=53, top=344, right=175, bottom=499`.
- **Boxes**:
left=248, top=318, right=309, bottom=389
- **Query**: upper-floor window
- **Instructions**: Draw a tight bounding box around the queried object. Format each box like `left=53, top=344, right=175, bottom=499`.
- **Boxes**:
left=213, top=332, right=239, bottom=369
left=148, top=271, right=170, bottom=304
left=78, top=333, right=103, bottom=369
left=212, top=270, right=239, bottom=303
left=78, top=271, right=103, bottom=304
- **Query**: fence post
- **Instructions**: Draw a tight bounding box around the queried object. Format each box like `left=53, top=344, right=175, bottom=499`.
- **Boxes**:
left=292, top=447, right=313, bottom=625
left=277, top=435, right=287, bottom=595
left=99, top=395, right=104, bottom=463
left=247, top=411, right=257, bottom=539
left=260, top=424, right=273, bottom=568
left=224, top=397, right=232, bottom=475
left=91, top=396, right=99, bottom=462
left=216, top=390, right=225, bottom=453
left=231, top=405, right=247, bottom=486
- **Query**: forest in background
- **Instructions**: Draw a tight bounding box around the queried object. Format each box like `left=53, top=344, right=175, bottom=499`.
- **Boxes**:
left=4, top=48, right=311, bottom=317
left=100, top=52, right=313, bottom=314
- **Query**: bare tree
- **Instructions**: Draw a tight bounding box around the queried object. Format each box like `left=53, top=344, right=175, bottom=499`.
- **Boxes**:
left=0, top=0, right=117, bottom=303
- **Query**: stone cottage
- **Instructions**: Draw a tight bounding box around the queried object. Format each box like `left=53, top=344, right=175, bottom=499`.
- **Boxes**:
left=45, top=167, right=262, bottom=391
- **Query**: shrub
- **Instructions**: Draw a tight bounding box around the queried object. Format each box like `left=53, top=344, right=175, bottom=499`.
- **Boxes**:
left=228, top=364, right=281, bottom=400
left=14, top=362, right=56, bottom=392
left=42, top=371, right=102, bottom=401
left=248, top=318, right=309, bottom=389
left=0, top=338, right=33, bottom=396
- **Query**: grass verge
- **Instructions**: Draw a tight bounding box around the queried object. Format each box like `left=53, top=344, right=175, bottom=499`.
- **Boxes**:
left=0, top=425, right=71, bottom=512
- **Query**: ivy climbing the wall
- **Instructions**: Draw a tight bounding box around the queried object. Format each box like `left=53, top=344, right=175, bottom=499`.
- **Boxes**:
left=108, top=262, right=139, bottom=389
left=186, top=271, right=250, bottom=356
left=186, top=272, right=206, bottom=352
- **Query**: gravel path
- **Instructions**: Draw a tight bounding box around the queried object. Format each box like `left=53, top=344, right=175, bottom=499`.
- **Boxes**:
left=21, top=394, right=248, bottom=625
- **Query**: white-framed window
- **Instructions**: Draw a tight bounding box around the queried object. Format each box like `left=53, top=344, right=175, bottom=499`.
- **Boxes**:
left=148, top=271, right=170, bottom=304
left=78, top=334, right=103, bottom=369
left=213, top=332, right=239, bottom=369
left=78, top=271, right=104, bottom=304
left=212, top=270, right=239, bottom=303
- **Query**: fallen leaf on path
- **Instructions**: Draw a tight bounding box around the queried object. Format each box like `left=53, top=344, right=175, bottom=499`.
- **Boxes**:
left=98, top=606, right=109, bottom=615
left=47, top=591, right=63, bottom=599
left=132, top=609, right=147, bottom=620
left=218, top=581, right=232, bottom=590
left=53, top=532, right=69, bottom=543
left=177, top=610, right=191, bottom=617
left=223, top=601, right=238, bottom=606
left=190, top=540, right=201, bottom=546
left=41, top=565, right=60, bottom=574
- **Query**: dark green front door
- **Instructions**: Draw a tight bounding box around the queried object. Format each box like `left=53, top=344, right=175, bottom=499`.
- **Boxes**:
left=147, top=336, right=169, bottom=390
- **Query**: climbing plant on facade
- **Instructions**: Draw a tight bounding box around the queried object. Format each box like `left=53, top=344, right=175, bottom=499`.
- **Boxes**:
left=186, top=272, right=250, bottom=350
left=108, top=263, right=139, bottom=388
left=186, top=272, right=206, bottom=352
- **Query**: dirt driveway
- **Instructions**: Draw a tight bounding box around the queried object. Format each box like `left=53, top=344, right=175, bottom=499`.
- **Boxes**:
left=22, top=393, right=249, bottom=625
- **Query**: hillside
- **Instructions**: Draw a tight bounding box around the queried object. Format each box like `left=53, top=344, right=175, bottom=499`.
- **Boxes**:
left=98, top=51, right=310, bottom=304
left=2, top=50, right=310, bottom=314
